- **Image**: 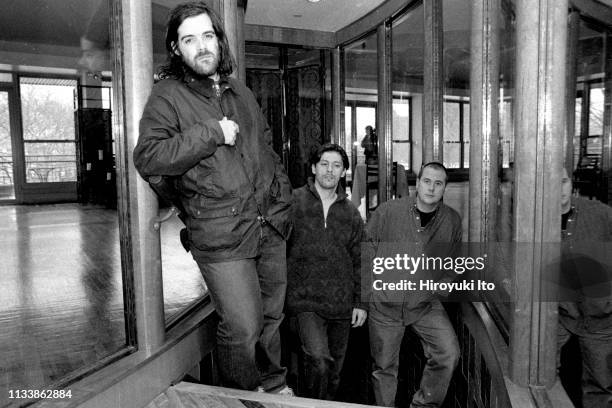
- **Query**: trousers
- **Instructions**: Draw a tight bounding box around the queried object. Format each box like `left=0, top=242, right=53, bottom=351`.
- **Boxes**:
left=369, top=301, right=459, bottom=407
left=558, top=316, right=612, bottom=408
left=196, top=225, right=287, bottom=391
left=295, top=312, right=351, bottom=400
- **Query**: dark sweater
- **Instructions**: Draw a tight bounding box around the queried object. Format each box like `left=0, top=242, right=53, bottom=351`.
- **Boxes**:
left=286, top=181, right=365, bottom=319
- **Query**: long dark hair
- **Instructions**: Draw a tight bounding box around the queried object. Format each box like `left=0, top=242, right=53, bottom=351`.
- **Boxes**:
left=158, top=1, right=235, bottom=80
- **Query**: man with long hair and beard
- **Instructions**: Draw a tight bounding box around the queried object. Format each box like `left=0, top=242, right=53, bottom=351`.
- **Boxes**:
left=133, top=2, right=293, bottom=395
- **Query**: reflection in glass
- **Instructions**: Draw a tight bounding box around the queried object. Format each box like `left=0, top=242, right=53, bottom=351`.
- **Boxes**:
left=0, top=90, right=15, bottom=199
left=392, top=5, right=423, bottom=174
left=492, top=0, right=516, bottom=323
left=0, top=1, right=130, bottom=404
left=345, top=30, right=378, bottom=177
left=443, top=0, right=471, bottom=169
left=20, top=79, right=78, bottom=184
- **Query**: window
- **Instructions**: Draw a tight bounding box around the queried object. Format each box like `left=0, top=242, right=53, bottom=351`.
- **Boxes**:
left=19, top=77, right=78, bottom=183
left=443, top=99, right=470, bottom=169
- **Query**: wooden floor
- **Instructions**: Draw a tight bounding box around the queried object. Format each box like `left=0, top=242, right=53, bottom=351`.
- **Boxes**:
left=0, top=203, right=205, bottom=408
left=146, top=382, right=379, bottom=408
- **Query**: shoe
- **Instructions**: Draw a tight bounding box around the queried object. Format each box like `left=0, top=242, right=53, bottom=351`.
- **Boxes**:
left=254, top=386, right=265, bottom=393
left=275, top=386, right=294, bottom=396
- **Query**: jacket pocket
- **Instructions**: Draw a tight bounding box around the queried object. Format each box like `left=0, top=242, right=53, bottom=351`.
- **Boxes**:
left=188, top=195, right=243, bottom=251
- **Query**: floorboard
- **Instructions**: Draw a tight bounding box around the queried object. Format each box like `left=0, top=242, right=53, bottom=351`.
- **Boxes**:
left=0, top=203, right=205, bottom=407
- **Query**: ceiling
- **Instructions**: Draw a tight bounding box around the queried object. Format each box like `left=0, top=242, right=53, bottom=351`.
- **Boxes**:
left=242, top=0, right=386, bottom=32
left=152, top=0, right=387, bottom=32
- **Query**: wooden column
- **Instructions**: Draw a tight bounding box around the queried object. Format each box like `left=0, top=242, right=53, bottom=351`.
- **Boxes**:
left=112, top=0, right=164, bottom=353
left=219, top=0, right=246, bottom=81
left=332, top=47, right=345, bottom=147
left=423, top=0, right=444, bottom=163
left=510, top=0, right=568, bottom=388
left=565, top=10, right=579, bottom=172
left=377, top=23, right=393, bottom=201
left=469, top=0, right=500, bottom=243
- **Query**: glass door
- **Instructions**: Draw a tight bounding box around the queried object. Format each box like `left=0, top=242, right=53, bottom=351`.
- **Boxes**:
left=19, top=77, right=78, bottom=203
left=0, top=88, right=15, bottom=200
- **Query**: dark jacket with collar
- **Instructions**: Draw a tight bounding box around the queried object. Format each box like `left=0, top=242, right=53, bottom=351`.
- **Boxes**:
left=560, top=196, right=612, bottom=332
left=286, top=180, right=365, bottom=319
left=133, top=73, right=292, bottom=262
left=365, top=196, right=462, bottom=324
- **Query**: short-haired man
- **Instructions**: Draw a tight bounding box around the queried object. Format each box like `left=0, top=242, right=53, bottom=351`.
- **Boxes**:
left=558, top=168, right=612, bottom=408
left=365, top=162, right=461, bottom=407
left=286, top=143, right=367, bottom=400
left=133, top=2, right=292, bottom=394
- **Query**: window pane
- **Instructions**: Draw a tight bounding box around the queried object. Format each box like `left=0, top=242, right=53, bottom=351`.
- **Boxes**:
left=492, top=0, right=517, bottom=329
left=392, top=4, right=423, bottom=173
left=20, top=79, right=77, bottom=141
left=443, top=102, right=460, bottom=168
left=345, top=106, right=353, bottom=175
left=463, top=103, right=470, bottom=168
left=24, top=142, right=77, bottom=183
left=443, top=102, right=460, bottom=141
left=345, top=30, right=378, bottom=167
left=443, top=143, right=460, bottom=168
left=392, top=100, right=411, bottom=169
left=589, top=86, right=604, bottom=136
left=0, top=91, right=15, bottom=199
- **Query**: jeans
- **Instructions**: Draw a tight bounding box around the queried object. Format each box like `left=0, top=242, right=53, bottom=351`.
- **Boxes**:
left=196, top=225, right=287, bottom=391
left=296, top=312, right=351, bottom=400
left=369, top=301, right=460, bottom=407
left=558, top=317, right=612, bottom=408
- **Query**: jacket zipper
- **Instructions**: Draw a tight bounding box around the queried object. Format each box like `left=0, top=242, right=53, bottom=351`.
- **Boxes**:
left=214, top=81, right=265, bottom=219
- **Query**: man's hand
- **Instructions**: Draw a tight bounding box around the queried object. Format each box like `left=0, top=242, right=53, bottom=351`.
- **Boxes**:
left=218, top=116, right=239, bottom=146
left=351, top=308, right=367, bottom=327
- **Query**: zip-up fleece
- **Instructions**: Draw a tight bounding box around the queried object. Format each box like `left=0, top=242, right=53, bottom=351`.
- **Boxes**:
left=286, top=180, right=365, bottom=319
left=134, top=72, right=292, bottom=262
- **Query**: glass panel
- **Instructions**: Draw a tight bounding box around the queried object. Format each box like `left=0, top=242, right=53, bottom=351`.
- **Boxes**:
left=20, top=79, right=78, bottom=184
left=443, top=0, right=471, bottom=170
left=392, top=4, right=424, bottom=173
left=161, top=217, right=207, bottom=321
left=492, top=0, right=517, bottom=330
left=0, top=90, right=15, bottom=199
left=463, top=102, right=470, bottom=168
left=356, top=106, right=377, bottom=164
left=574, top=97, right=582, bottom=169
left=443, top=101, right=460, bottom=168
left=24, top=142, right=77, bottom=183
left=345, top=30, right=378, bottom=217
left=20, top=80, right=77, bottom=141
left=588, top=86, right=604, bottom=136
left=0, top=1, right=130, bottom=403
left=392, top=99, right=411, bottom=169
left=345, top=30, right=378, bottom=163
left=577, top=21, right=605, bottom=78
left=345, top=105, right=353, bottom=177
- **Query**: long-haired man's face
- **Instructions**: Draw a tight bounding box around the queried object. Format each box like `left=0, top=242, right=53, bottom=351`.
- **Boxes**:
left=173, top=13, right=220, bottom=78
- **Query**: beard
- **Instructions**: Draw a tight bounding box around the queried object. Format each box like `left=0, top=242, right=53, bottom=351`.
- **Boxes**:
left=185, top=51, right=219, bottom=77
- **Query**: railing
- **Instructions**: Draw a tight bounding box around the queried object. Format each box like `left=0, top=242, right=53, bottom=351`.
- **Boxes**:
left=0, top=155, right=77, bottom=184
left=0, top=155, right=14, bottom=185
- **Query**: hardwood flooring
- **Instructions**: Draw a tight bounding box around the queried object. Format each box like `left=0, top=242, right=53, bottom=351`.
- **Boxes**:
left=0, top=204, right=205, bottom=407
left=146, top=382, right=379, bottom=408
